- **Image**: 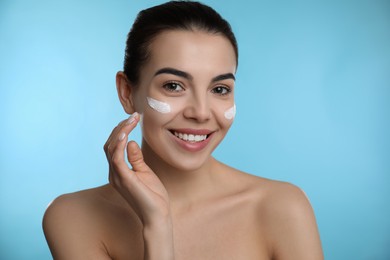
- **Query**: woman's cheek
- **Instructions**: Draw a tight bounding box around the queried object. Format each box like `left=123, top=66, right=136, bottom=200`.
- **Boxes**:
left=215, top=102, right=236, bottom=127
left=141, top=96, right=176, bottom=131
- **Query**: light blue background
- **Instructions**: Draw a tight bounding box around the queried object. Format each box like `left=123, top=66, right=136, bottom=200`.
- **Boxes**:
left=1, top=0, right=389, bottom=259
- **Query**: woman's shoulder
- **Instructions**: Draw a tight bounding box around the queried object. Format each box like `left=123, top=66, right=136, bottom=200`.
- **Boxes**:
left=43, top=185, right=118, bottom=238
left=247, top=173, right=309, bottom=206
left=223, top=165, right=315, bottom=226
left=225, top=165, right=309, bottom=205
left=250, top=176, right=314, bottom=220
left=42, top=185, right=143, bottom=259
left=229, top=169, right=323, bottom=258
left=43, top=184, right=139, bottom=231
left=42, top=186, right=107, bottom=257
left=43, top=185, right=116, bottom=221
left=220, top=163, right=306, bottom=201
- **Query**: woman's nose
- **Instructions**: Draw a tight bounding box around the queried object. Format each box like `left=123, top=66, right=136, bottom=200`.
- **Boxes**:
left=183, top=94, right=211, bottom=122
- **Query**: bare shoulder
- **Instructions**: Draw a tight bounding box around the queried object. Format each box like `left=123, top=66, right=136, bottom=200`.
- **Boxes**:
left=220, top=164, right=305, bottom=201
left=254, top=178, right=317, bottom=230
left=43, top=185, right=143, bottom=259
left=222, top=167, right=324, bottom=259
left=223, top=167, right=315, bottom=217
left=260, top=180, right=323, bottom=259
left=43, top=186, right=115, bottom=229
left=43, top=187, right=105, bottom=234
left=254, top=177, right=313, bottom=213
left=43, top=186, right=111, bottom=259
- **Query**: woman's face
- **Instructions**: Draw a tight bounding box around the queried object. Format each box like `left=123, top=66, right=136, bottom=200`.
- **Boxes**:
left=133, top=30, right=237, bottom=171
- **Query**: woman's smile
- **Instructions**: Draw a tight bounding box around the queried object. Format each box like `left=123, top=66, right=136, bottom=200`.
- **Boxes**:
left=168, top=128, right=215, bottom=152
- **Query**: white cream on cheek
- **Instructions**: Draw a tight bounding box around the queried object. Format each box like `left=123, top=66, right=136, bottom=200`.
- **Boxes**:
left=224, top=104, right=236, bottom=120
left=146, top=97, right=171, bottom=113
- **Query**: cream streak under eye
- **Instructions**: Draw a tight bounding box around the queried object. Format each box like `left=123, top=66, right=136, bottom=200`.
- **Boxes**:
left=147, top=97, right=171, bottom=114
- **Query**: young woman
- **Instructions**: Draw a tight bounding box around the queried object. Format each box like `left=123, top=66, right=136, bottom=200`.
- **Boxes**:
left=43, top=1, right=323, bottom=259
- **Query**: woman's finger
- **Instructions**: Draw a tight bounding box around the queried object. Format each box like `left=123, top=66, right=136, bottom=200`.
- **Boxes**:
left=127, top=141, right=151, bottom=172
left=105, top=113, right=140, bottom=158
left=110, top=113, right=140, bottom=174
left=104, top=121, right=123, bottom=155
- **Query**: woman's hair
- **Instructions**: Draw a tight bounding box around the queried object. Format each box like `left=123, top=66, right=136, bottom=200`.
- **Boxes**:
left=123, top=1, right=238, bottom=85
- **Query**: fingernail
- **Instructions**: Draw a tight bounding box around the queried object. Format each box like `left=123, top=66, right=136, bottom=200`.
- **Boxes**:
left=126, top=112, right=138, bottom=125
left=118, top=132, right=126, bottom=141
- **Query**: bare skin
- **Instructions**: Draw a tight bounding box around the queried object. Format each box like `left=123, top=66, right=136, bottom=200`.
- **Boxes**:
left=43, top=30, right=323, bottom=259
left=43, top=161, right=322, bottom=259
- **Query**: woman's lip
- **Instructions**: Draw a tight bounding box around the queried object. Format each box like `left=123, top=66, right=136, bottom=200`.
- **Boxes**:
left=169, top=130, right=214, bottom=152
left=169, top=128, right=214, bottom=135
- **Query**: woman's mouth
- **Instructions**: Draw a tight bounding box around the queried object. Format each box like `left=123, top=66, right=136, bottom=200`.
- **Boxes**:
left=173, top=131, right=208, bottom=142
left=169, top=128, right=214, bottom=152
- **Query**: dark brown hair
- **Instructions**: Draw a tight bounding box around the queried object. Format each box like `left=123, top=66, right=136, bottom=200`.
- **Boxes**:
left=123, top=1, right=238, bottom=85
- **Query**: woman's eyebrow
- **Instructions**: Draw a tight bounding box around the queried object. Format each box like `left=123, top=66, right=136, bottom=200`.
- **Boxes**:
left=154, top=67, right=235, bottom=82
left=211, top=73, right=235, bottom=82
left=154, top=67, right=193, bottom=80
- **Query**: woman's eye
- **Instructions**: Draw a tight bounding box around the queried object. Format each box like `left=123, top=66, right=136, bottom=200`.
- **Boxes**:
left=163, top=82, right=184, bottom=92
left=212, top=86, right=231, bottom=95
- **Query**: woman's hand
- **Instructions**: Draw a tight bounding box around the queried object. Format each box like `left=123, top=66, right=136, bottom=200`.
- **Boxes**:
left=104, top=113, right=175, bottom=259
left=104, top=113, right=171, bottom=226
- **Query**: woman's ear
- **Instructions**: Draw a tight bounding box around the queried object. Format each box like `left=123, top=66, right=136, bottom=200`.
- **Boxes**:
left=116, top=71, right=135, bottom=114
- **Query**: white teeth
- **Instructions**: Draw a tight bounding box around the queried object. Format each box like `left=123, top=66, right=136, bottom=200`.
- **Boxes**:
left=174, top=131, right=207, bottom=142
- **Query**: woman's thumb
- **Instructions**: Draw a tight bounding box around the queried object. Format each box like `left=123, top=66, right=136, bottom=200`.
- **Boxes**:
left=127, top=141, right=151, bottom=172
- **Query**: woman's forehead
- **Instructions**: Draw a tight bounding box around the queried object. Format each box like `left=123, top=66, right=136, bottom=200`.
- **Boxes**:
left=143, top=30, right=237, bottom=79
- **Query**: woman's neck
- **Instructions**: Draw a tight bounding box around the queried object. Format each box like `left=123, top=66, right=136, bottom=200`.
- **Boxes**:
left=141, top=139, right=221, bottom=213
